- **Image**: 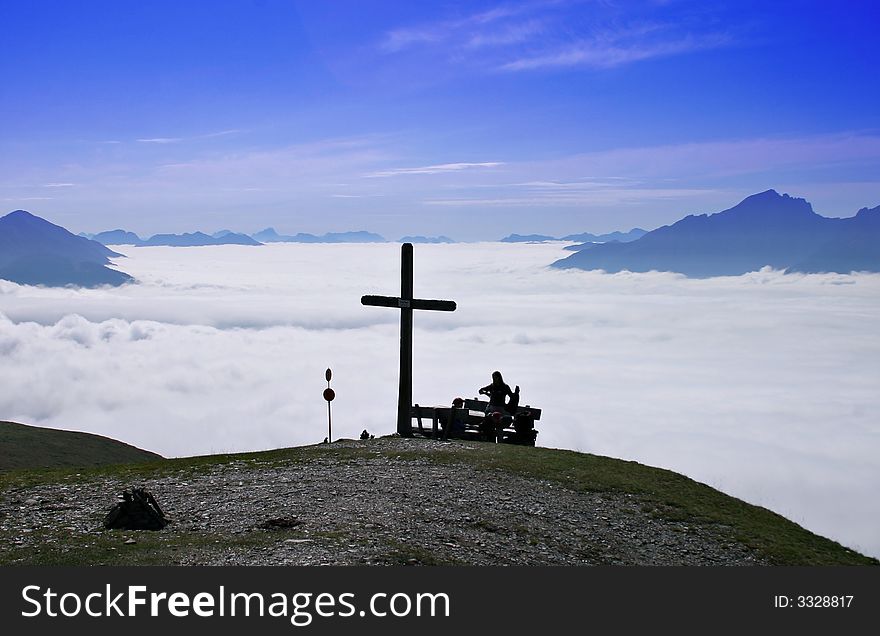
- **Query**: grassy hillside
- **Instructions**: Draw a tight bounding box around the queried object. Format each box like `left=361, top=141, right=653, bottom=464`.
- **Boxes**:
left=0, top=436, right=875, bottom=566
left=0, top=421, right=162, bottom=471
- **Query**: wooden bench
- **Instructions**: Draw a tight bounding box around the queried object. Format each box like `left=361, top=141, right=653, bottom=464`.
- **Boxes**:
left=410, top=404, right=453, bottom=439
left=410, top=399, right=541, bottom=445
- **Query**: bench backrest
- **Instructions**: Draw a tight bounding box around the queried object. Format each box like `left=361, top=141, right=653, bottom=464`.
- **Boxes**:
left=463, top=398, right=541, bottom=421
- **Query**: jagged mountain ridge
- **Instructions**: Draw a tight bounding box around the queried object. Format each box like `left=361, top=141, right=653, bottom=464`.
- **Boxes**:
left=0, top=210, right=132, bottom=287
left=84, top=229, right=261, bottom=247
left=552, top=190, right=880, bottom=276
left=252, top=228, right=386, bottom=243
left=502, top=228, right=647, bottom=244
left=398, top=235, right=455, bottom=243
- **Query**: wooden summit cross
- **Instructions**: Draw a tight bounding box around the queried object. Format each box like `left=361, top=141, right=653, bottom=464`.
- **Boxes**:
left=362, top=243, right=456, bottom=436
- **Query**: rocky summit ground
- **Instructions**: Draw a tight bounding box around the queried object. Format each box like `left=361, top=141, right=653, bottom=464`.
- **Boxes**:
left=0, top=437, right=787, bottom=566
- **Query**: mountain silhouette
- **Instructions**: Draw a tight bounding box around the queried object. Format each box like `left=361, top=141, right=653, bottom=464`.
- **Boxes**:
left=0, top=210, right=132, bottom=286
left=552, top=190, right=880, bottom=276
left=562, top=228, right=647, bottom=244
left=88, top=229, right=261, bottom=247
left=92, top=229, right=145, bottom=245
left=503, top=229, right=646, bottom=244
left=788, top=204, right=880, bottom=273
left=143, top=232, right=261, bottom=246
left=252, top=228, right=386, bottom=243
left=398, top=235, right=455, bottom=243
left=562, top=228, right=648, bottom=250
left=251, top=227, right=284, bottom=242
left=500, top=233, right=557, bottom=243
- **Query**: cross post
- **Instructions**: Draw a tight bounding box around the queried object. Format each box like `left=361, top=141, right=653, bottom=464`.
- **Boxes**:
left=362, top=243, right=456, bottom=436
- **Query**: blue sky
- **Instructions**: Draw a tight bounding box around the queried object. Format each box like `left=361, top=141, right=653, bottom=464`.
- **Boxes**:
left=2, top=0, right=879, bottom=239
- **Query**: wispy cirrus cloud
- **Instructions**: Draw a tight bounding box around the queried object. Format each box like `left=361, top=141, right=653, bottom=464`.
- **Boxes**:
left=420, top=132, right=880, bottom=206
left=137, top=137, right=185, bottom=144
left=380, top=2, right=733, bottom=74
left=466, top=19, right=546, bottom=49
left=156, top=136, right=391, bottom=181
left=136, top=129, right=243, bottom=144
left=382, top=27, right=444, bottom=52
left=381, top=4, right=529, bottom=52
left=366, top=161, right=504, bottom=178
left=202, top=129, right=242, bottom=139
left=395, top=132, right=880, bottom=224
left=422, top=187, right=719, bottom=208
left=500, top=32, right=732, bottom=71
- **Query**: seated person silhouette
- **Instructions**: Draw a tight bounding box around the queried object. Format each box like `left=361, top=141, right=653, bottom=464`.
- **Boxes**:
left=444, top=397, right=468, bottom=437
left=478, top=371, right=520, bottom=441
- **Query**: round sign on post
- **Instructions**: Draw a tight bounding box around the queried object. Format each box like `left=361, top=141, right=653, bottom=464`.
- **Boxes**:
left=323, top=388, right=335, bottom=402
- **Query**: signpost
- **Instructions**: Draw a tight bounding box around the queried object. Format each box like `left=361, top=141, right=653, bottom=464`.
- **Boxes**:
left=361, top=243, right=457, bottom=436
left=323, top=368, right=335, bottom=443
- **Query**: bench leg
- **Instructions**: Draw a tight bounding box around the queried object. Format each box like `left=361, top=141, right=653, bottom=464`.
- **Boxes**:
left=414, top=404, right=425, bottom=436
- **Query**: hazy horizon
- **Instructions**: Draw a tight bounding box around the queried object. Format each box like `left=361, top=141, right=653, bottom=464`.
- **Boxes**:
left=1, top=242, right=878, bottom=558
left=6, top=185, right=879, bottom=244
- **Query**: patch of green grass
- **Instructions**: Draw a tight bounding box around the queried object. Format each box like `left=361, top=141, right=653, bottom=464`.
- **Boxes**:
left=0, top=528, right=280, bottom=566
left=378, top=539, right=463, bottom=566
left=0, top=442, right=333, bottom=490
left=0, top=421, right=162, bottom=472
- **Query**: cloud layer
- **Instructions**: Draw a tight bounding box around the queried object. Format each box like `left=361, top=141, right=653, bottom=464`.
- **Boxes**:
left=1, top=243, right=878, bottom=558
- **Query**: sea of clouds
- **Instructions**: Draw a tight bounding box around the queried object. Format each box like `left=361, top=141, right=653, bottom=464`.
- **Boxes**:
left=1, top=242, right=878, bottom=558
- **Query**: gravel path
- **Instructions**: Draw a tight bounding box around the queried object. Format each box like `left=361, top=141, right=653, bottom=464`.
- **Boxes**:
left=0, top=438, right=766, bottom=565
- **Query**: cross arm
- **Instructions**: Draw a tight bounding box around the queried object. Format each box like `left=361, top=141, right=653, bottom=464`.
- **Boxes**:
left=361, top=294, right=401, bottom=308
left=362, top=295, right=456, bottom=311
left=412, top=298, right=456, bottom=311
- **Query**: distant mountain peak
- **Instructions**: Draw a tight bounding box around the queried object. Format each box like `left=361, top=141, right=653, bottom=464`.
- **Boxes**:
left=726, top=189, right=815, bottom=217
left=5, top=209, right=49, bottom=226
left=750, top=188, right=780, bottom=199
left=399, top=235, right=456, bottom=244
left=92, top=229, right=144, bottom=246
left=855, top=204, right=880, bottom=217
left=501, top=233, right=557, bottom=243
left=7, top=209, right=37, bottom=218
left=0, top=210, right=132, bottom=286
